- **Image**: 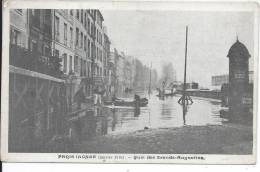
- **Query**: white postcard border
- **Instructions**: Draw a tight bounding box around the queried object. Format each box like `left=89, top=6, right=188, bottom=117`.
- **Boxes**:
left=1, top=0, right=259, bottom=164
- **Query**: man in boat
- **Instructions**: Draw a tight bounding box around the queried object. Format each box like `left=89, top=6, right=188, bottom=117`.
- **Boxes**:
left=112, top=94, right=116, bottom=102
left=134, top=94, right=141, bottom=108
left=162, top=81, right=166, bottom=96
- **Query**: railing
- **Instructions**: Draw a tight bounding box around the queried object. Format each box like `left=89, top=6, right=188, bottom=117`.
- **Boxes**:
left=9, top=44, right=63, bottom=78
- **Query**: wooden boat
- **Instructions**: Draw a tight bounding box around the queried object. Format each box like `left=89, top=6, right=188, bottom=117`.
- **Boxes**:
left=104, top=97, right=148, bottom=107
left=156, top=87, right=177, bottom=97
left=156, top=92, right=177, bottom=97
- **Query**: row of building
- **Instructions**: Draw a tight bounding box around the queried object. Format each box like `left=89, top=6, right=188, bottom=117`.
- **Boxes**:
left=10, top=9, right=110, bottom=94
left=10, top=9, right=157, bottom=102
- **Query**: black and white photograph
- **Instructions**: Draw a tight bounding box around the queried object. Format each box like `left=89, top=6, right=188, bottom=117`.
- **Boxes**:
left=1, top=0, right=259, bottom=164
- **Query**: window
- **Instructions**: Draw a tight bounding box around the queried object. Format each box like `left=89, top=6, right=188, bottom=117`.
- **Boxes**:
left=69, top=56, right=73, bottom=72
left=97, top=31, right=100, bottom=43
left=84, top=12, right=87, bottom=28
left=55, top=16, right=60, bottom=41
left=70, top=27, right=73, bottom=48
left=76, top=28, right=79, bottom=46
left=91, top=42, right=94, bottom=59
left=96, top=30, right=98, bottom=42
left=31, top=41, right=38, bottom=53
left=43, top=10, right=51, bottom=35
left=63, top=53, right=67, bottom=73
left=55, top=49, right=59, bottom=57
left=96, top=31, right=99, bottom=43
left=81, top=10, right=83, bottom=23
left=80, top=32, right=83, bottom=48
left=76, top=10, right=79, bottom=20
left=64, top=23, right=67, bottom=46
left=96, top=66, right=99, bottom=76
left=80, top=58, right=83, bottom=76
left=31, top=9, right=35, bottom=16
left=84, top=60, right=86, bottom=76
left=84, top=35, right=86, bottom=51
left=88, top=39, right=90, bottom=57
left=87, top=63, right=90, bottom=77
left=96, top=47, right=98, bottom=60
left=10, top=29, right=21, bottom=46
left=97, top=49, right=100, bottom=61
left=100, top=50, right=102, bottom=62
left=44, top=46, right=51, bottom=56
left=98, top=31, right=100, bottom=44
left=87, top=18, right=90, bottom=34
left=90, top=23, right=93, bottom=36
left=74, top=56, right=78, bottom=72
left=31, top=10, right=40, bottom=27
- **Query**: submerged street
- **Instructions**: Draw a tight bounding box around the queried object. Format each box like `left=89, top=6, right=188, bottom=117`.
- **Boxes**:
left=77, top=93, right=225, bottom=138
left=58, top=93, right=252, bottom=154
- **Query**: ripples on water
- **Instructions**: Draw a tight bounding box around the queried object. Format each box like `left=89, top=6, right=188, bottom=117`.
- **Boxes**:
left=76, top=93, right=225, bottom=139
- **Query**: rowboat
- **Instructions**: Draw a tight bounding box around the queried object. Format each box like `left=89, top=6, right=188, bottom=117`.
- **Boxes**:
left=104, top=97, right=148, bottom=107
left=157, top=92, right=177, bottom=97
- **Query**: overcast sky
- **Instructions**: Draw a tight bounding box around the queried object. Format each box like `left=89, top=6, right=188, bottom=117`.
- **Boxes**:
left=101, top=10, right=254, bottom=87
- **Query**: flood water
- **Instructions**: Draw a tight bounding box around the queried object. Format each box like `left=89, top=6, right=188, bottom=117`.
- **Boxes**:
left=74, top=93, right=226, bottom=140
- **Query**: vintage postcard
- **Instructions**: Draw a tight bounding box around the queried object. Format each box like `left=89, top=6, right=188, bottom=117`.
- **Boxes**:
left=1, top=0, right=259, bottom=164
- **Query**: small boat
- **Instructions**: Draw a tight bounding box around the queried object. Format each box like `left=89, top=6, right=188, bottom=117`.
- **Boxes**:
left=156, top=87, right=177, bottom=97
left=104, top=97, right=148, bottom=107
left=156, top=91, right=177, bottom=97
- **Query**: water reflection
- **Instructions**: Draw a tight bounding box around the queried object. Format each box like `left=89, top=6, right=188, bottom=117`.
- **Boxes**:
left=74, top=93, right=225, bottom=141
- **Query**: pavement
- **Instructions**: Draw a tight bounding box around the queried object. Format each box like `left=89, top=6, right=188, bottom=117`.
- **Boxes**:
left=72, top=123, right=253, bottom=154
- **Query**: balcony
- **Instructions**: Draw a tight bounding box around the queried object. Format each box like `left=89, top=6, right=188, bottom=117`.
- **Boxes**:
left=93, top=76, right=104, bottom=86
left=9, top=44, right=63, bottom=78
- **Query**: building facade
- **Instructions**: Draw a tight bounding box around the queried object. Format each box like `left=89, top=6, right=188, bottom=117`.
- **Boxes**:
left=103, top=27, right=112, bottom=96
left=10, top=8, right=158, bottom=103
left=10, top=9, right=111, bottom=102
left=51, top=9, right=112, bottom=98
left=108, top=49, right=118, bottom=96
left=28, top=9, right=53, bottom=57
left=10, top=9, right=29, bottom=49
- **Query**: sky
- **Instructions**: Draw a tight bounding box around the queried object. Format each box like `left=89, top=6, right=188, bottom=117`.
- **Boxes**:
left=101, top=10, right=254, bottom=88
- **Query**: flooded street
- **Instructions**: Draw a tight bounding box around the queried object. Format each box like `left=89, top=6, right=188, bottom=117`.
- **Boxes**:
left=77, top=93, right=226, bottom=140
left=72, top=93, right=252, bottom=155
